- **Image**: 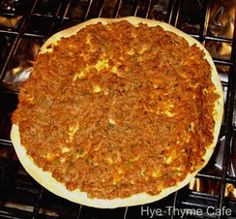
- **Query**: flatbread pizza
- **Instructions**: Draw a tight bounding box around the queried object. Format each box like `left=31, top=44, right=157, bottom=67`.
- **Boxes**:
left=11, top=17, right=224, bottom=208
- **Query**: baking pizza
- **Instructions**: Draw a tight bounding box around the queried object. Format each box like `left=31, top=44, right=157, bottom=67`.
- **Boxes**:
left=11, top=17, right=224, bottom=208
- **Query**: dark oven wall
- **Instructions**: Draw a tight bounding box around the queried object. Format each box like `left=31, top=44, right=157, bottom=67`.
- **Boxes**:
left=0, top=0, right=236, bottom=218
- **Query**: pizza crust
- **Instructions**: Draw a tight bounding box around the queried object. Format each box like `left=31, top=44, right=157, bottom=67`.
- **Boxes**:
left=10, top=17, right=224, bottom=208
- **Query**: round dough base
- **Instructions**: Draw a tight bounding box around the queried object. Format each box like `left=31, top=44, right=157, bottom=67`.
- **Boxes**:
left=11, top=17, right=224, bottom=208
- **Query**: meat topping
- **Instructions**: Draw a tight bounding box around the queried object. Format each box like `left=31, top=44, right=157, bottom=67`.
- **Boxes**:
left=13, top=21, right=219, bottom=199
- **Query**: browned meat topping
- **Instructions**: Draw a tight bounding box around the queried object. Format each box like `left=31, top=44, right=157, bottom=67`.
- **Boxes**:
left=13, top=21, right=219, bottom=199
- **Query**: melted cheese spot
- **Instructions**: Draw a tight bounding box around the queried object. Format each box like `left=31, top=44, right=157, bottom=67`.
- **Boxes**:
left=164, top=104, right=175, bottom=117
left=95, top=59, right=109, bottom=71
left=108, top=118, right=116, bottom=125
left=60, top=158, right=65, bottom=163
left=118, top=169, right=123, bottom=174
left=164, top=110, right=174, bottom=117
left=127, top=49, right=134, bottom=55
left=113, top=177, right=120, bottom=185
left=138, top=45, right=149, bottom=54
left=111, top=66, right=118, bottom=74
left=86, top=35, right=91, bottom=44
left=61, top=147, right=70, bottom=153
left=45, top=153, right=53, bottom=161
left=185, top=134, right=190, bottom=143
left=93, top=85, right=102, bottom=93
left=176, top=167, right=182, bottom=171
left=153, top=84, right=159, bottom=89
left=113, top=168, right=123, bottom=185
left=166, top=156, right=172, bottom=164
left=129, top=155, right=139, bottom=162
left=152, top=171, right=160, bottom=178
left=68, top=125, right=79, bottom=142
left=26, top=96, right=34, bottom=103
left=73, top=69, right=86, bottom=81
left=141, top=168, right=145, bottom=176
left=107, top=157, right=114, bottom=164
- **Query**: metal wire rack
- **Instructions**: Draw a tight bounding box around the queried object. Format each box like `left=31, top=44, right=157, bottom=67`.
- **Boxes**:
left=0, top=0, right=235, bottom=218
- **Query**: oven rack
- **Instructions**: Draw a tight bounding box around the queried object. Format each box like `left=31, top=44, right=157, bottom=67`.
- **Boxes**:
left=0, top=0, right=236, bottom=218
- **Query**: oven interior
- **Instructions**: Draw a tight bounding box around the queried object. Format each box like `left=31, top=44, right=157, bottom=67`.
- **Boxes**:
left=0, top=0, right=236, bottom=218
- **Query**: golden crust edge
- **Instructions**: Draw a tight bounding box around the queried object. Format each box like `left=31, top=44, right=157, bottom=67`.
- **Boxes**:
left=10, top=16, right=224, bottom=208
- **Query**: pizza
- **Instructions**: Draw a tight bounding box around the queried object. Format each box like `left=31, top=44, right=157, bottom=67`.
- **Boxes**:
left=10, top=17, right=224, bottom=208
